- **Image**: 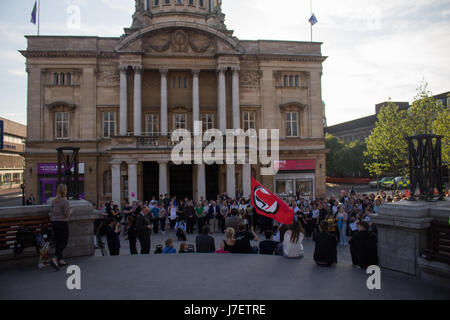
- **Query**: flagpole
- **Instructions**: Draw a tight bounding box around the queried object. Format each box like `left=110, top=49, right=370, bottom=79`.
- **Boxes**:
left=37, top=0, right=40, bottom=36
left=310, top=0, right=313, bottom=42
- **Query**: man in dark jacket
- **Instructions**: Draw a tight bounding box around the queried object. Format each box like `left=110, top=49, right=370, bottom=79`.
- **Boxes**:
left=314, top=221, right=337, bottom=266
left=208, top=201, right=221, bottom=233
left=195, top=225, right=215, bottom=253
left=136, top=206, right=152, bottom=254
left=349, top=221, right=378, bottom=269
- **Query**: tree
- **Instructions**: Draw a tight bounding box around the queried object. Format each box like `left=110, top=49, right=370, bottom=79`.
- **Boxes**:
left=326, top=134, right=369, bottom=177
left=433, top=108, right=450, bottom=164
left=364, top=101, right=410, bottom=177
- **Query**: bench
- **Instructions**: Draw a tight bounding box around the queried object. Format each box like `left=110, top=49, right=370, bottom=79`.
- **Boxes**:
left=423, top=220, right=450, bottom=265
left=0, top=215, right=52, bottom=253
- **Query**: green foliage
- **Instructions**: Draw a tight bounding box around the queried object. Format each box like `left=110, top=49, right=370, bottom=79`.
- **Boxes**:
left=364, top=81, right=448, bottom=177
left=364, top=101, right=410, bottom=177
left=326, top=133, right=369, bottom=177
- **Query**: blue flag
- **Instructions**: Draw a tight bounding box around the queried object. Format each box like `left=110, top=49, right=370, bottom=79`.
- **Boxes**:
left=31, top=1, right=37, bottom=24
left=309, top=13, right=318, bottom=26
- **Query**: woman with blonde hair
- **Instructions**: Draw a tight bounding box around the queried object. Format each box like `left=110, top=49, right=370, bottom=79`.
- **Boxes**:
left=220, top=227, right=236, bottom=253
left=49, top=184, right=72, bottom=270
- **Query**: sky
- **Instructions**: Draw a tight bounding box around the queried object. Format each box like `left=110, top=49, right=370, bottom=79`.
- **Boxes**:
left=0, top=0, right=449, bottom=126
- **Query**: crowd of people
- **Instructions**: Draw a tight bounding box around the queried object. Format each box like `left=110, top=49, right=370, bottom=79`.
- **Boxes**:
left=93, top=186, right=386, bottom=269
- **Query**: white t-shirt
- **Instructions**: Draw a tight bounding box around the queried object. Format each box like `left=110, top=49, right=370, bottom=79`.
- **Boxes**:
left=312, top=209, right=320, bottom=219
left=283, top=230, right=304, bottom=258
left=169, top=207, right=177, bottom=220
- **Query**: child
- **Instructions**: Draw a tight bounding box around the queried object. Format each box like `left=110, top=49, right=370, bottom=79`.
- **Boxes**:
left=162, top=239, right=176, bottom=254
left=176, top=221, right=187, bottom=241
left=179, top=242, right=189, bottom=253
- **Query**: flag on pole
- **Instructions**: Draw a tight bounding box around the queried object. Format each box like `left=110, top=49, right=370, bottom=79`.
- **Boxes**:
left=30, top=1, right=37, bottom=24
left=251, top=177, right=294, bottom=225
left=309, top=13, right=318, bottom=26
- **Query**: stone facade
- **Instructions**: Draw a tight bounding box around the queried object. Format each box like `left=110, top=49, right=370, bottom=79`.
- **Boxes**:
left=22, top=0, right=327, bottom=205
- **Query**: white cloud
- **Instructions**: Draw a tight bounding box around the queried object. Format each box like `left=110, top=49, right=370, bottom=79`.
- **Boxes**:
left=7, top=69, right=27, bottom=77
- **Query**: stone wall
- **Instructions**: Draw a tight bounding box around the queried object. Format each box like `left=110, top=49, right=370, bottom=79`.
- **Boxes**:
left=0, top=200, right=98, bottom=268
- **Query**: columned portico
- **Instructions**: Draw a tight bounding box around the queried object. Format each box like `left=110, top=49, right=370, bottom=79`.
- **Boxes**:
left=160, top=69, right=168, bottom=136
left=119, top=66, right=128, bottom=136
left=217, top=66, right=227, bottom=133
left=133, top=66, right=143, bottom=136
left=232, top=66, right=240, bottom=130
left=111, top=161, right=122, bottom=207
left=128, top=161, right=138, bottom=202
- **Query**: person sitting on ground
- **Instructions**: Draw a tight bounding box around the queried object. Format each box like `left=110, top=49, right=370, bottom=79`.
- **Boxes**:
left=162, top=238, right=177, bottom=254
left=105, top=218, right=121, bottom=256
left=179, top=242, right=190, bottom=253
left=314, top=221, right=337, bottom=266
left=349, top=221, right=378, bottom=269
left=195, top=225, right=216, bottom=253
left=259, top=230, right=278, bottom=255
left=176, top=221, right=187, bottom=241
left=234, top=223, right=259, bottom=254
left=283, top=221, right=305, bottom=259
left=225, top=209, right=242, bottom=233
left=220, top=227, right=236, bottom=253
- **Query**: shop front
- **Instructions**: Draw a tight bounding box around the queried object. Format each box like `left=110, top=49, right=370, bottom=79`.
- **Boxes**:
left=274, top=160, right=316, bottom=199
left=37, top=163, right=85, bottom=204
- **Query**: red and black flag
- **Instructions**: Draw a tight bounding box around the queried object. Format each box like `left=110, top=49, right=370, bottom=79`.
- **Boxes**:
left=251, top=177, right=294, bottom=225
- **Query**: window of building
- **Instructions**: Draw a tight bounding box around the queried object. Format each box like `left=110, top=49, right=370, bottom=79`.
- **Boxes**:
left=165, top=0, right=170, bottom=4
left=276, top=179, right=294, bottom=197
left=55, top=112, right=70, bottom=139
left=173, top=113, right=187, bottom=130
left=283, top=75, right=288, bottom=87
left=289, top=75, right=293, bottom=87
left=184, top=77, right=188, bottom=89
left=201, top=113, right=214, bottom=131
left=242, top=111, right=256, bottom=131
left=295, top=75, right=299, bottom=87
left=145, top=114, right=160, bottom=136
left=60, top=73, right=65, bottom=86
left=296, top=179, right=313, bottom=197
left=102, top=112, right=115, bottom=138
left=172, top=78, right=176, bottom=89
left=199, top=0, right=204, bottom=7
left=285, top=112, right=299, bottom=137
left=188, top=0, right=194, bottom=5
left=178, top=77, right=182, bottom=89
left=53, top=73, right=59, bottom=85
left=176, top=0, right=182, bottom=3
left=155, top=0, right=159, bottom=5
left=67, top=73, right=71, bottom=85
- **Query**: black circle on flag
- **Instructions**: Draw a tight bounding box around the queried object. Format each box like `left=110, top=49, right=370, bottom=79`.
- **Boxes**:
left=253, top=185, right=279, bottom=215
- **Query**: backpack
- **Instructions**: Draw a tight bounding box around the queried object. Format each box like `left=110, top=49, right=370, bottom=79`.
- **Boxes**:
left=14, top=228, right=39, bottom=255
left=154, top=244, right=163, bottom=254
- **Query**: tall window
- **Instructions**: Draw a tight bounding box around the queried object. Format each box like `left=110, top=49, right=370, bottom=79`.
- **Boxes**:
left=243, top=111, right=256, bottom=131
left=201, top=114, right=214, bottom=132
left=199, top=0, right=204, bottom=7
left=173, top=113, right=187, bottom=130
left=145, top=114, right=160, bottom=136
left=53, top=73, right=59, bottom=85
left=283, top=75, right=288, bottom=87
left=155, top=0, right=159, bottom=5
left=285, top=112, right=298, bottom=137
left=289, top=75, right=293, bottom=87
left=67, top=73, right=71, bottom=85
left=165, top=0, right=170, bottom=4
left=189, top=0, right=194, bottom=4
left=295, top=75, right=299, bottom=87
left=60, top=73, right=65, bottom=85
left=102, top=112, right=115, bottom=138
left=55, top=112, right=70, bottom=139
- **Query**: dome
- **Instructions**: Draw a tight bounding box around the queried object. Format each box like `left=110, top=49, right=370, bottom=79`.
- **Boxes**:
left=131, top=0, right=226, bottom=31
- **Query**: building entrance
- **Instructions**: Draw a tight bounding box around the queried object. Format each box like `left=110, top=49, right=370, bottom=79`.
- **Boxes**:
left=170, top=163, right=193, bottom=200
left=205, top=164, right=219, bottom=201
left=143, top=162, right=159, bottom=201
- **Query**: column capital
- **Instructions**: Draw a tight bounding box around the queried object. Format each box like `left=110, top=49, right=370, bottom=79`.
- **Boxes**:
left=160, top=69, right=169, bottom=76
left=132, top=65, right=143, bottom=73
left=191, top=69, right=201, bottom=76
left=119, top=65, right=129, bottom=72
left=110, top=160, right=122, bottom=166
left=127, top=160, right=139, bottom=166
left=158, top=160, right=169, bottom=165
left=231, top=66, right=240, bottom=73
left=216, top=66, right=227, bottom=73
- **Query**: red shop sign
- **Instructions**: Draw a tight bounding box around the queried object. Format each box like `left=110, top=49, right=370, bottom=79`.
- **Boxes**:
left=276, top=160, right=316, bottom=171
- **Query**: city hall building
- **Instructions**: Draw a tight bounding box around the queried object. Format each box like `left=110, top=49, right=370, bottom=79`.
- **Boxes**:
left=22, top=0, right=327, bottom=206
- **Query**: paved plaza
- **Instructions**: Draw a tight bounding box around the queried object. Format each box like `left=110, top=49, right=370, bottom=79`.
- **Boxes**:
left=1, top=231, right=449, bottom=300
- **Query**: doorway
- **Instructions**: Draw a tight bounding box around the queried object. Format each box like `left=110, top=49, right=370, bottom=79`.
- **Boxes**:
left=170, top=163, right=193, bottom=200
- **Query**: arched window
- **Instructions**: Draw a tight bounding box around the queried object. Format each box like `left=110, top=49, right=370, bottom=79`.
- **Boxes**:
left=103, top=170, right=112, bottom=196
left=289, top=75, right=293, bottom=87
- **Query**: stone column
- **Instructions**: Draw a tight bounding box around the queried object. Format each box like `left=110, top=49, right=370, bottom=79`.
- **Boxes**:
left=217, top=66, right=227, bottom=133
left=232, top=66, right=240, bottom=130
left=128, top=161, right=138, bottom=203
left=119, top=65, right=128, bottom=136
left=242, top=164, right=251, bottom=199
left=159, top=161, right=168, bottom=197
left=111, top=162, right=121, bottom=208
left=192, top=69, right=200, bottom=130
left=133, top=66, right=143, bottom=136
left=160, top=69, right=168, bottom=136
left=197, top=164, right=206, bottom=201
left=227, top=165, right=236, bottom=199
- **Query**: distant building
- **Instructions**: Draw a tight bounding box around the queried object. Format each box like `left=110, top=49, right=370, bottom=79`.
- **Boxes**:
left=326, top=92, right=448, bottom=143
left=0, top=117, right=26, bottom=189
